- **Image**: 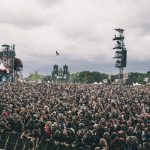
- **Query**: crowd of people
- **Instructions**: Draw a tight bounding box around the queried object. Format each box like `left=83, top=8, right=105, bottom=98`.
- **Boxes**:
left=0, top=82, right=150, bottom=150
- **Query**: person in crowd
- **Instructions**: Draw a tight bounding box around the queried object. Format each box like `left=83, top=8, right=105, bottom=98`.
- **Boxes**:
left=0, top=82, right=149, bottom=150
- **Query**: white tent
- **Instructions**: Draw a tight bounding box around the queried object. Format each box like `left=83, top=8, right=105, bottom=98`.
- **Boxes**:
left=93, top=82, right=98, bottom=84
left=99, top=82, right=102, bottom=84
left=133, top=82, right=141, bottom=86
left=0, top=62, right=7, bottom=71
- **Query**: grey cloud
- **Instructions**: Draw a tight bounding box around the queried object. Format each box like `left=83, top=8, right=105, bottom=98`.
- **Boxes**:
left=127, top=60, right=150, bottom=73
left=0, top=0, right=150, bottom=76
left=37, top=0, right=62, bottom=7
left=0, top=0, right=50, bottom=29
left=23, top=59, right=149, bottom=77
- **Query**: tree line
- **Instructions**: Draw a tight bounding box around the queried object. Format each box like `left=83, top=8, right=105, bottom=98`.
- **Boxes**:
left=26, top=71, right=150, bottom=84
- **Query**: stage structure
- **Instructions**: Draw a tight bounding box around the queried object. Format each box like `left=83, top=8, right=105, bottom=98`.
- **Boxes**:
left=113, top=28, right=127, bottom=85
left=51, top=64, right=70, bottom=83
left=0, top=44, right=23, bottom=82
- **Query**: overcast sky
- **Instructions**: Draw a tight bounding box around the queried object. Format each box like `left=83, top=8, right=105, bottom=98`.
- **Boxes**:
left=0, top=0, right=150, bottom=76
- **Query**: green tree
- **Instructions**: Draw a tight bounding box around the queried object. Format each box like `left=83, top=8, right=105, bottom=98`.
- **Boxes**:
left=71, top=71, right=108, bottom=83
left=27, top=71, right=44, bottom=81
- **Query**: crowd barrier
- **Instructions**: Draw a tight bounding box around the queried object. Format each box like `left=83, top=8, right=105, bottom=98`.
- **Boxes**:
left=0, top=130, right=67, bottom=150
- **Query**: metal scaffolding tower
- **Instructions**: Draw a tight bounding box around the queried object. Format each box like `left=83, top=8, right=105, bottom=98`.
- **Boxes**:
left=113, top=28, right=127, bottom=85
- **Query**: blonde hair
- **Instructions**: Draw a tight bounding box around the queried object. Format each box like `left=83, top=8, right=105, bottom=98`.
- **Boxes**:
left=99, top=138, right=108, bottom=147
